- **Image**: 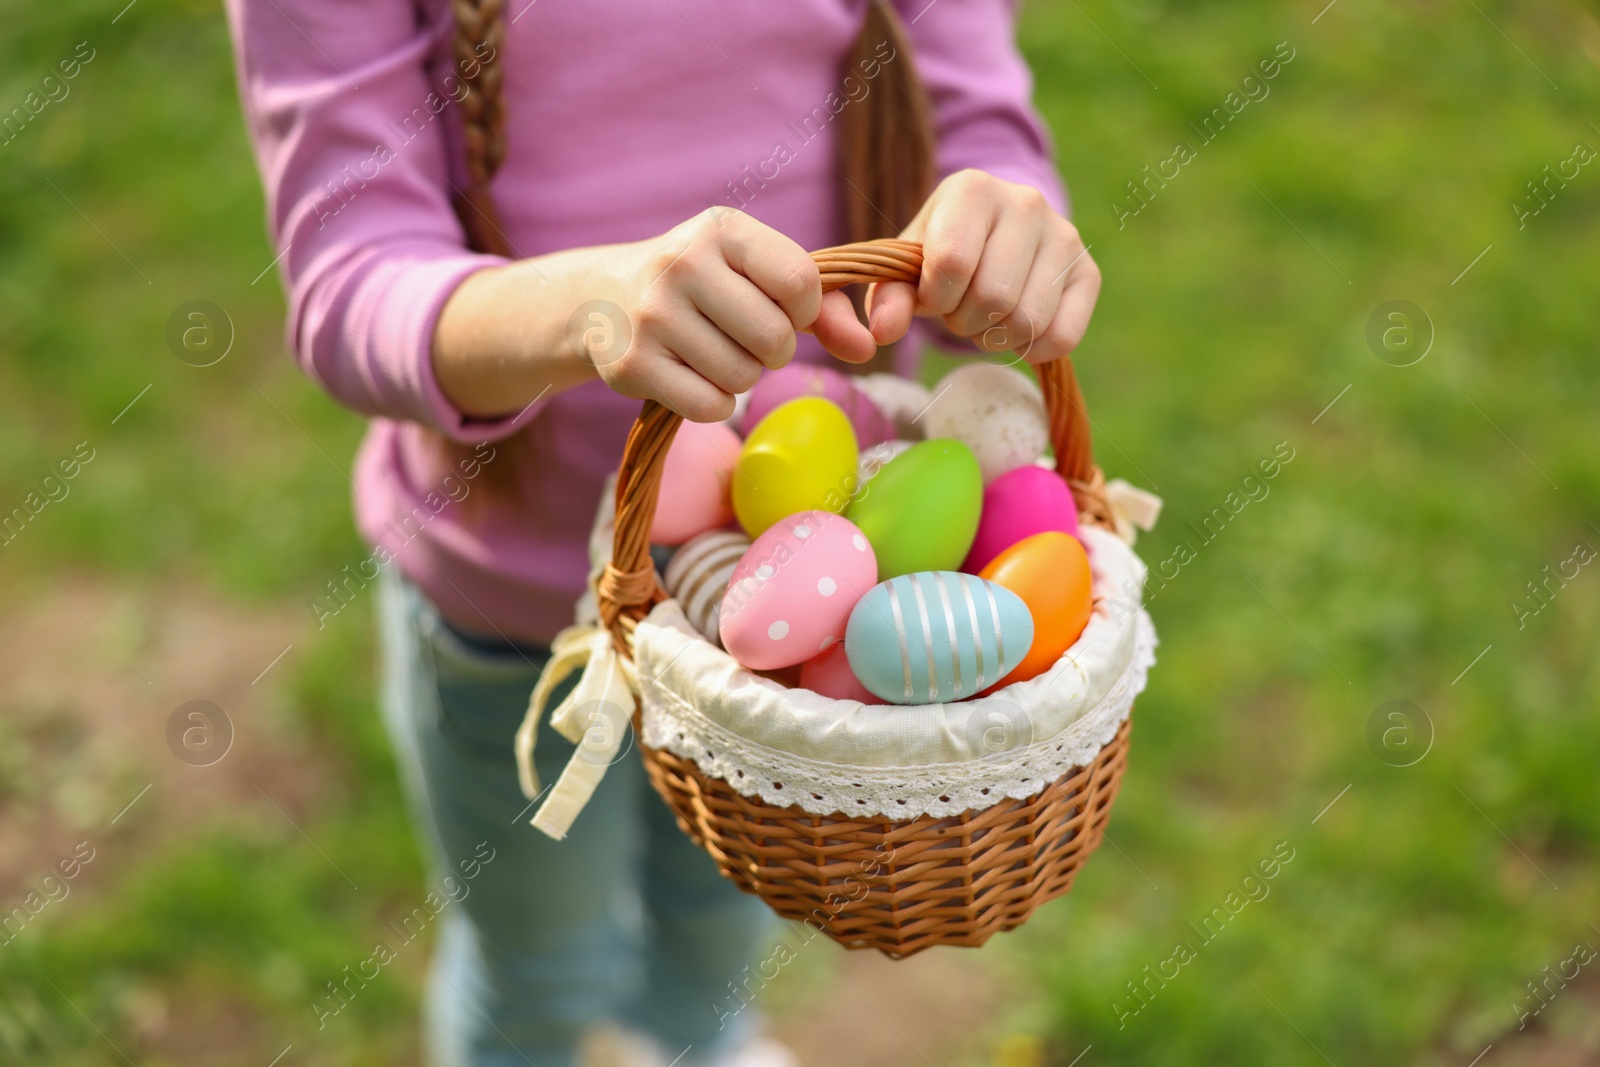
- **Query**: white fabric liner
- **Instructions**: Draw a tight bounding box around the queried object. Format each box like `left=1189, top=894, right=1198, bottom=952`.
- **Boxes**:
left=633, top=524, right=1157, bottom=819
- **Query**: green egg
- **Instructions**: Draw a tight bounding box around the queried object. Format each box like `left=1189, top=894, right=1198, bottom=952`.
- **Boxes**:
left=846, top=439, right=983, bottom=580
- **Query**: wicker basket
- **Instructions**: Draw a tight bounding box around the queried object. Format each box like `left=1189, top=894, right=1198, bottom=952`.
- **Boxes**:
left=596, top=239, right=1134, bottom=958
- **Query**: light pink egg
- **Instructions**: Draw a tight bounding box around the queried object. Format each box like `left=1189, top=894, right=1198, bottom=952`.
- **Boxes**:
left=650, top=422, right=742, bottom=546
left=961, top=464, right=1081, bottom=573
left=718, top=510, right=878, bottom=671
left=741, top=364, right=894, bottom=448
left=799, top=642, right=878, bottom=703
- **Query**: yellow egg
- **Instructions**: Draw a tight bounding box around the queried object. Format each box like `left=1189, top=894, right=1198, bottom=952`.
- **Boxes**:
left=732, top=397, right=858, bottom=538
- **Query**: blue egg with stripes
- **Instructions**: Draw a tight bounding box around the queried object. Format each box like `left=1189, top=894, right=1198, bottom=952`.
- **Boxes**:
left=844, top=572, right=1034, bottom=705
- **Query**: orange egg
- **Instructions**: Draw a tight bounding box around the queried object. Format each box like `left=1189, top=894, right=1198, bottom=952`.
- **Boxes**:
left=979, top=531, right=1092, bottom=686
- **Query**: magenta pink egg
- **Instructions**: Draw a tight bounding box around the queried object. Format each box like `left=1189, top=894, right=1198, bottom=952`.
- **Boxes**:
left=961, top=464, right=1081, bottom=573
left=649, top=421, right=741, bottom=545
left=718, top=510, right=878, bottom=671
left=741, top=364, right=894, bottom=448
left=800, top=642, right=878, bottom=703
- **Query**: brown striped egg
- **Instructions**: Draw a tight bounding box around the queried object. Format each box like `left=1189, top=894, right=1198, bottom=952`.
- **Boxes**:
left=662, top=530, right=750, bottom=646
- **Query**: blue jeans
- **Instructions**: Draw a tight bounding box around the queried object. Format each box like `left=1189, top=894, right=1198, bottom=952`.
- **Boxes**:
left=376, top=568, right=777, bottom=1066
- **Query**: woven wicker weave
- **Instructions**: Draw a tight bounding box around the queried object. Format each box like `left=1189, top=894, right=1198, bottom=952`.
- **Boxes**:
left=599, top=239, right=1133, bottom=958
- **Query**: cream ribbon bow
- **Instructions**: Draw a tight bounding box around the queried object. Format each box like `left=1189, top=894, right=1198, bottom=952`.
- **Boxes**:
left=514, top=621, right=639, bottom=840
left=1104, top=478, right=1163, bottom=545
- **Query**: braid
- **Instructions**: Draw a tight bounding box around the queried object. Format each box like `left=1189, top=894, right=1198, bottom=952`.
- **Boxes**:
left=436, top=0, right=518, bottom=495
left=839, top=0, right=935, bottom=243
left=451, top=0, right=512, bottom=256
left=837, top=0, right=936, bottom=372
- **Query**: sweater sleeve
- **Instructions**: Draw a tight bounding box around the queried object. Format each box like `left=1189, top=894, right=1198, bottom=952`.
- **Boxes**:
left=224, top=0, right=543, bottom=442
left=895, top=0, right=1071, bottom=218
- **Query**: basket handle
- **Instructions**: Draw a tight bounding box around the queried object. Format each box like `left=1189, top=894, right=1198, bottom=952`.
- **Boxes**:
left=595, top=237, right=1113, bottom=651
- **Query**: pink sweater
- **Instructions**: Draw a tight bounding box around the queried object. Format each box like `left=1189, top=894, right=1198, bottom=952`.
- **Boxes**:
left=226, top=0, right=1066, bottom=645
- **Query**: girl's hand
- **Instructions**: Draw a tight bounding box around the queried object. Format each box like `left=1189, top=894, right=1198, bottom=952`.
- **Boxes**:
left=598, top=209, right=867, bottom=422
left=435, top=208, right=868, bottom=423
left=853, top=169, right=1102, bottom=363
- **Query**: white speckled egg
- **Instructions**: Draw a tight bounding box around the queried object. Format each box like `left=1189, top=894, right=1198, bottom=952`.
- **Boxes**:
left=853, top=373, right=935, bottom=440
left=662, top=530, right=749, bottom=646
left=845, top=571, right=1033, bottom=705
left=921, top=363, right=1049, bottom=483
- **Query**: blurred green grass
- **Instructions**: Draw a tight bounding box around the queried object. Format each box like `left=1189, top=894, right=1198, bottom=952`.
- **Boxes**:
left=2, top=0, right=1598, bottom=1063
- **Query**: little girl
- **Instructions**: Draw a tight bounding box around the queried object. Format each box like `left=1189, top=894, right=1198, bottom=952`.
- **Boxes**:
left=226, top=0, right=1099, bottom=1063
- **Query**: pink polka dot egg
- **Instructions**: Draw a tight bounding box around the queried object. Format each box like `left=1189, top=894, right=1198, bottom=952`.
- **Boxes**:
left=718, top=510, right=877, bottom=671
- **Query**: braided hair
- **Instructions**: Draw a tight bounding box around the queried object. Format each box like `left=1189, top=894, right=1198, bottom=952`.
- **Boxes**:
left=449, top=0, right=511, bottom=257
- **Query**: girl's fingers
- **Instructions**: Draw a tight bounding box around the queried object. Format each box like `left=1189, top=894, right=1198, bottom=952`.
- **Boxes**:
left=661, top=310, right=765, bottom=397
left=810, top=289, right=877, bottom=363
left=689, top=269, right=797, bottom=369
left=913, top=178, right=999, bottom=316
left=990, top=226, right=1079, bottom=359
left=714, top=212, right=824, bottom=330
left=640, top=352, right=735, bottom=423
left=1032, top=252, right=1102, bottom=363
left=943, top=204, right=1042, bottom=341
left=864, top=280, right=916, bottom=346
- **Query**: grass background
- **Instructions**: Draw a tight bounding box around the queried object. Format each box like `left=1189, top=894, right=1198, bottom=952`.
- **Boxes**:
left=1, top=0, right=1598, bottom=1063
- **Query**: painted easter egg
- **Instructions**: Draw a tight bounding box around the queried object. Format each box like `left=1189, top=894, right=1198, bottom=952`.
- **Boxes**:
left=921, top=363, right=1049, bottom=483
left=799, top=642, right=878, bottom=703
left=846, top=439, right=982, bottom=580
left=980, top=531, right=1092, bottom=686
left=663, top=530, right=750, bottom=646
left=649, top=421, right=741, bottom=545
left=962, top=464, right=1081, bottom=573
left=856, top=438, right=913, bottom=492
left=741, top=364, right=895, bottom=448
left=846, top=572, right=1033, bottom=704
left=732, top=397, right=858, bottom=538
left=852, top=373, right=935, bottom=441
left=719, top=511, right=877, bottom=671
